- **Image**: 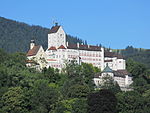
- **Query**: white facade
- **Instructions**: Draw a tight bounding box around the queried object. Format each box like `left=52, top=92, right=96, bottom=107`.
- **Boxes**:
left=104, top=52, right=126, bottom=71
left=46, top=24, right=104, bottom=70
left=45, top=46, right=104, bottom=70
left=48, top=26, right=66, bottom=48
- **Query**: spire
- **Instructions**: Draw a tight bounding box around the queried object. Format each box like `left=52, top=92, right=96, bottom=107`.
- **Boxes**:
left=102, top=63, right=113, bottom=73
left=30, top=40, right=35, bottom=50
left=55, top=22, right=58, bottom=26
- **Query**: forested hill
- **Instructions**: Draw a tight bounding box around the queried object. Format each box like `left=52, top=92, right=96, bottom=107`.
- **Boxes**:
left=114, top=46, right=150, bottom=68
left=0, top=17, right=84, bottom=53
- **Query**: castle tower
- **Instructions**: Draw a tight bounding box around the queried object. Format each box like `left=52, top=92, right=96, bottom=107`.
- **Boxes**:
left=48, top=23, right=66, bottom=49
left=30, top=40, right=35, bottom=49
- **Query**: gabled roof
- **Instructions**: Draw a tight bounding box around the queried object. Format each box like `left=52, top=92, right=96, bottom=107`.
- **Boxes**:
left=58, top=45, right=66, bottom=49
left=104, top=51, right=114, bottom=57
left=67, top=44, right=101, bottom=51
left=48, top=46, right=57, bottom=50
left=27, top=45, right=41, bottom=56
left=102, top=64, right=113, bottom=73
left=114, top=70, right=130, bottom=77
left=49, top=26, right=60, bottom=34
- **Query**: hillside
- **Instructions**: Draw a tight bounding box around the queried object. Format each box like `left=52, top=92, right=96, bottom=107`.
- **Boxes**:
left=0, top=17, right=84, bottom=53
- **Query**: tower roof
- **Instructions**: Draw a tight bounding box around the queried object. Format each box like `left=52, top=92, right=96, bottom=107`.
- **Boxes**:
left=102, top=64, right=113, bottom=73
left=58, top=45, right=66, bottom=49
left=48, top=46, right=57, bottom=50
left=49, top=25, right=60, bottom=34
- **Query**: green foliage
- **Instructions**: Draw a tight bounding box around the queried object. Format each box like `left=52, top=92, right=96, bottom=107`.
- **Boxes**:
left=62, top=61, right=98, bottom=99
left=100, top=76, right=121, bottom=94
left=0, top=49, right=150, bottom=113
left=87, top=89, right=117, bottom=113
left=126, top=58, right=147, bottom=78
left=66, top=84, right=90, bottom=98
left=53, top=98, right=87, bottom=113
left=116, top=91, right=150, bottom=113
left=1, top=87, right=28, bottom=113
left=30, top=80, right=60, bottom=113
left=42, top=67, right=61, bottom=83
left=132, top=77, right=150, bottom=93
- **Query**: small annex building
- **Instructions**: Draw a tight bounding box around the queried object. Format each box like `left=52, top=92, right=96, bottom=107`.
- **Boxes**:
left=26, top=40, right=47, bottom=71
left=94, top=63, right=133, bottom=91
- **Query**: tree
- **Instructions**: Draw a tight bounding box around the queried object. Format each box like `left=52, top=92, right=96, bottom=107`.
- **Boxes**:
left=67, top=84, right=90, bottom=98
left=80, top=63, right=99, bottom=90
left=1, top=87, right=28, bottom=113
left=116, top=91, right=146, bottom=113
left=87, top=89, right=117, bottom=113
left=100, top=76, right=121, bottom=94
left=53, top=98, right=87, bottom=113
left=142, top=89, right=150, bottom=112
left=132, top=77, right=149, bottom=93
left=42, top=67, right=60, bottom=83
left=30, top=80, right=60, bottom=113
left=126, top=58, right=147, bottom=78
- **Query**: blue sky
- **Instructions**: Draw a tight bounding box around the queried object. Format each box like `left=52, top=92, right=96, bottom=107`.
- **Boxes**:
left=0, top=0, right=150, bottom=49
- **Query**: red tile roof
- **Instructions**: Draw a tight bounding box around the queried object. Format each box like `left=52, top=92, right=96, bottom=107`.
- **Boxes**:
left=49, top=26, right=60, bottom=34
left=114, top=70, right=130, bottom=77
left=48, top=46, right=57, bottom=50
left=27, top=45, right=41, bottom=56
left=58, top=45, right=66, bottom=49
left=104, top=51, right=124, bottom=59
left=67, top=44, right=101, bottom=51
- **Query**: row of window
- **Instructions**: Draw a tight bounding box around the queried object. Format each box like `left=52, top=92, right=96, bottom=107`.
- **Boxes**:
left=68, top=55, right=78, bottom=58
left=48, top=54, right=65, bottom=58
left=51, top=64, right=61, bottom=68
left=81, top=57, right=101, bottom=61
left=79, top=53, right=101, bottom=57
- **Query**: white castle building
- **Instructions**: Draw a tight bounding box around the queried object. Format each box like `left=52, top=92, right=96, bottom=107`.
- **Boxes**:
left=94, top=52, right=133, bottom=91
left=26, top=23, right=133, bottom=90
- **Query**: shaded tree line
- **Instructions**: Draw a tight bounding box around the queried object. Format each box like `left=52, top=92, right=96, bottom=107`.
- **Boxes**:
left=116, top=46, right=150, bottom=68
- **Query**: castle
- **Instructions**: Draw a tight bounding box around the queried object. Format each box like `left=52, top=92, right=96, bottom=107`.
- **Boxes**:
left=26, top=23, right=133, bottom=90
